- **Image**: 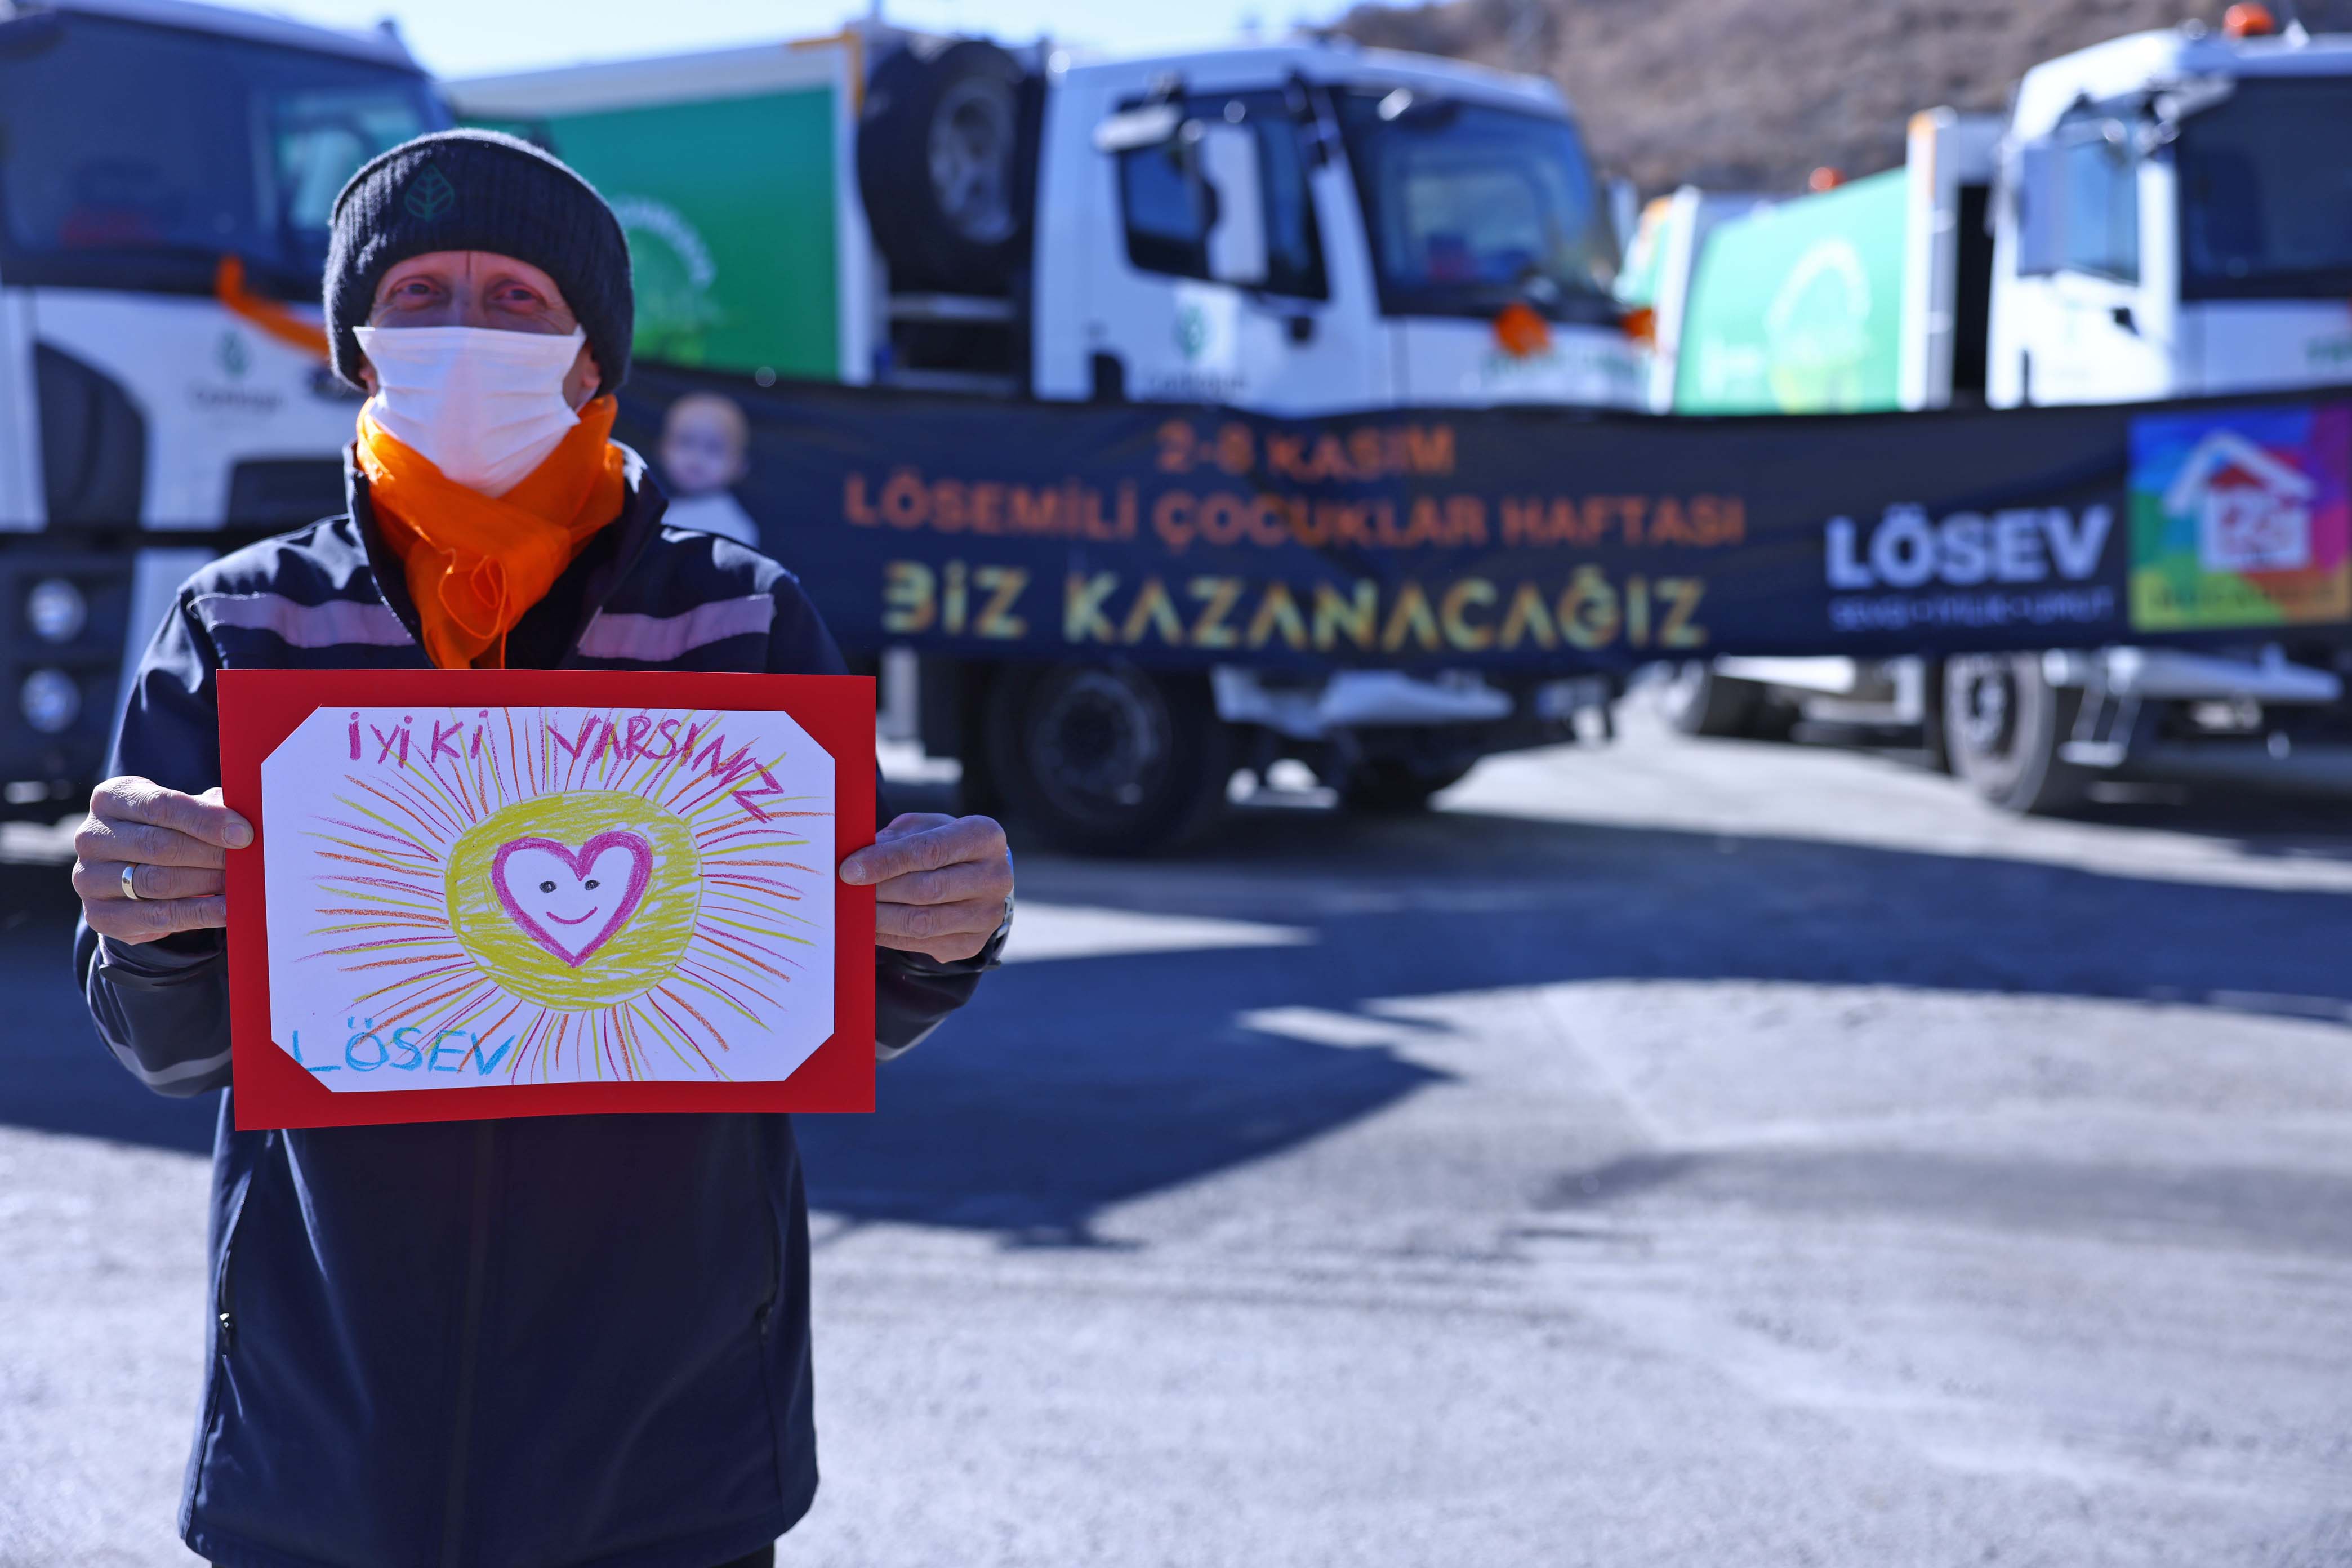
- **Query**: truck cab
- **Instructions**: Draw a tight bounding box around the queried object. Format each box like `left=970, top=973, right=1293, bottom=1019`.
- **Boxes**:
left=449, top=31, right=1635, bottom=852
left=1636, top=14, right=2352, bottom=816
left=1989, top=21, right=2352, bottom=407
left=1032, top=43, right=1637, bottom=415
left=0, top=0, right=446, bottom=806
left=452, top=30, right=1639, bottom=418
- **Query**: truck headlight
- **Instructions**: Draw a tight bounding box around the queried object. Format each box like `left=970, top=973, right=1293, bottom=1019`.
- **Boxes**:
left=21, top=669, right=80, bottom=733
left=25, top=576, right=86, bottom=644
left=26, top=578, right=87, bottom=643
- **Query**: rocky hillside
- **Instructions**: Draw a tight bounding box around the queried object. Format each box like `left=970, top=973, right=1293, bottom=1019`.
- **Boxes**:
left=1331, top=0, right=2352, bottom=193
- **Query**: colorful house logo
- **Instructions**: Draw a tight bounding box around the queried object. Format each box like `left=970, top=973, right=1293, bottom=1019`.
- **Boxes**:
left=2128, top=404, right=2351, bottom=631
left=2163, top=427, right=2314, bottom=574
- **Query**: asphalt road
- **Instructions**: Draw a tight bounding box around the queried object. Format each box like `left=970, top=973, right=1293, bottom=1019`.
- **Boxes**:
left=6, top=714, right=2352, bottom=1567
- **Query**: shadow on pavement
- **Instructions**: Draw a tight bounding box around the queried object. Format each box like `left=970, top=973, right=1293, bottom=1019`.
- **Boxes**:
left=2079, top=787, right=2352, bottom=865
left=801, top=795, right=2352, bottom=1235
left=7, top=792, right=2350, bottom=1237
left=0, top=866, right=219, bottom=1155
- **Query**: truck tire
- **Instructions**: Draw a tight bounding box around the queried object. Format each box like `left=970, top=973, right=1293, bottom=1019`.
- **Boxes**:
left=1919, top=657, right=1953, bottom=774
left=1944, top=653, right=2091, bottom=814
left=858, top=41, right=1031, bottom=293
left=1336, top=759, right=1473, bottom=813
left=1659, top=661, right=1764, bottom=737
left=985, top=663, right=1231, bottom=856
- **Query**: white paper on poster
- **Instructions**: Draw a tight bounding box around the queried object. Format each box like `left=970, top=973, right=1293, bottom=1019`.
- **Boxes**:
left=259, top=705, right=835, bottom=1090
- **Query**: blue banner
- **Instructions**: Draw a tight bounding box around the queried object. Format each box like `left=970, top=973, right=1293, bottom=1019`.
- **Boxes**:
left=619, top=371, right=2352, bottom=672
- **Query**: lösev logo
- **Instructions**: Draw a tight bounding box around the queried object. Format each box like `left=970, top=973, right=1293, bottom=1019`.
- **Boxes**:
left=1825, top=504, right=2113, bottom=590
left=2127, top=405, right=2350, bottom=630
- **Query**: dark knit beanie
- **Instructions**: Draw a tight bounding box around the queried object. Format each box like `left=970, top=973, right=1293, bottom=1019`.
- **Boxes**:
left=324, top=129, right=632, bottom=395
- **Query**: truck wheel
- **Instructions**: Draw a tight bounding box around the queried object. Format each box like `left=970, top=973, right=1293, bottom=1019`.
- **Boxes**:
left=1659, top=661, right=1763, bottom=737
left=1336, top=759, right=1473, bottom=813
left=1919, top=657, right=1953, bottom=774
left=1944, top=653, right=2090, bottom=814
left=985, top=663, right=1231, bottom=856
left=858, top=41, right=1030, bottom=293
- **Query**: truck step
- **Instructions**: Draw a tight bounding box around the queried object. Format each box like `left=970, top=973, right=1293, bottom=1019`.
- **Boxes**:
left=877, top=367, right=1023, bottom=396
left=888, top=293, right=1016, bottom=323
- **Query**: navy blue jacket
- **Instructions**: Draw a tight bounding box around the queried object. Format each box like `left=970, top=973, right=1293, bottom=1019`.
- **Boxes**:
left=75, top=453, right=999, bottom=1568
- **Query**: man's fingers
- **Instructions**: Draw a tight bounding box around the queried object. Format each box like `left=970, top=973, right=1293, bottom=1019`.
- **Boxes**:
left=841, top=817, right=966, bottom=883
left=874, top=812, right=955, bottom=843
left=874, top=930, right=991, bottom=963
left=97, top=776, right=252, bottom=849
left=83, top=893, right=228, bottom=945
left=73, top=816, right=229, bottom=870
left=847, top=813, right=1011, bottom=961
left=874, top=895, right=1006, bottom=945
left=72, top=861, right=226, bottom=902
left=840, top=815, right=1006, bottom=887
left=867, top=857, right=1012, bottom=909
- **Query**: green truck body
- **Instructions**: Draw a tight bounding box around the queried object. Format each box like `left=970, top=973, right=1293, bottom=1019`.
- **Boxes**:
left=457, top=43, right=859, bottom=383
left=1673, top=168, right=1908, bottom=415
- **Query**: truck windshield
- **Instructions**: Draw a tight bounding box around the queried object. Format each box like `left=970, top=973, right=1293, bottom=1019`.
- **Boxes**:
left=0, top=11, right=445, bottom=297
left=2176, top=77, right=2352, bottom=300
left=1334, top=88, right=1618, bottom=324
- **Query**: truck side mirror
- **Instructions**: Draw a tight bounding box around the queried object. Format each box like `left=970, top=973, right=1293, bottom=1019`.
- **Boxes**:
left=1093, top=103, right=1185, bottom=154
left=1603, top=175, right=1639, bottom=265
left=1196, top=124, right=1268, bottom=288
left=2012, top=141, right=2063, bottom=277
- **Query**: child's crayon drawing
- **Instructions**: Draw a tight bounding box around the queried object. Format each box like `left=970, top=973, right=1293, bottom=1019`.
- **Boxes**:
left=258, top=704, right=836, bottom=1090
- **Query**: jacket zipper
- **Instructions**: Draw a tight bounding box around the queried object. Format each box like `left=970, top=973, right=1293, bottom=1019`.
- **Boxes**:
left=193, top=1139, right=266, bottom=1510
left=213, top=1151, right=262, bottom=1362
left=439, top=1122, right=496, bottom=1568
left=751, top=1141, right=789, bottom=1507
left=754, top=1139, right=782, bottom=1335
left=216, top=1228, right=240, bottom=1358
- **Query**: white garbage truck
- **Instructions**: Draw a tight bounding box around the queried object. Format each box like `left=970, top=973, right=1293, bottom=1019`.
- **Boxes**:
left=448, top=30, right=1640, bottom=414
left=0, top=1, right=1651, bottom=847
left=448, top=26, right=1646, bottom=848
left=1635, top=7, right=2352, bottom=810
left=0, top=0, right=448, bottom=812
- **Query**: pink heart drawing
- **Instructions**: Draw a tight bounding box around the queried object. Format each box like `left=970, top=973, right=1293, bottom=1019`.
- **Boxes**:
left=491, top=830, right=653, bottom=967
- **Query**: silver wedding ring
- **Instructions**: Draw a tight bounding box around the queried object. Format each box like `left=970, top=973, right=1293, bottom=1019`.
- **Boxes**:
left=120, top=863, right=141, bottom=901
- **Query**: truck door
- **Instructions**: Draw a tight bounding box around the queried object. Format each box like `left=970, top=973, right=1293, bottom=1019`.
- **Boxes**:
left=0, top=270, right=34, bottom=532
left=2003, top=111, right=2171, bottom=404
left=1089, top=87, right=1384, bottom=415
left=0, top=7, right=439, bottom=801
left=0, top=8, right=441, bottom=530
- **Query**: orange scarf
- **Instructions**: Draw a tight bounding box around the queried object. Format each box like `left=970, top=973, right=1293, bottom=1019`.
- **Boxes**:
left=358, top=395, right=627, bottom=670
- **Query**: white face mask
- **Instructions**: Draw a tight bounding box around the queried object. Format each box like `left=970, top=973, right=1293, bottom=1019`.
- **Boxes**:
left=353, top=325, right=586, bottom=497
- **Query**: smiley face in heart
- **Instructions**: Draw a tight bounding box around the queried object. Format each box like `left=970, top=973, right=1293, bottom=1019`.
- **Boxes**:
left=446, top=791, right=700, bottom=1009
left=491, top=831, right=652, bottom=968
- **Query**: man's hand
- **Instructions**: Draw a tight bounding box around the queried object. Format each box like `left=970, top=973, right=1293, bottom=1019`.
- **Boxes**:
left=73, top=777, right=252, bottom=946
left=839, top=813, right=1012, bottom=964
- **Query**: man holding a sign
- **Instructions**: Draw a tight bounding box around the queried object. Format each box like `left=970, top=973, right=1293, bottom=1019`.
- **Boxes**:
left=70, top=130, right=1014, bottom=1568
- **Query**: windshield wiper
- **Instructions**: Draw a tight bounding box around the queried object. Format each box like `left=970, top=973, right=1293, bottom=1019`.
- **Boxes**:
left=2146, top=75, right=2237, bottom=148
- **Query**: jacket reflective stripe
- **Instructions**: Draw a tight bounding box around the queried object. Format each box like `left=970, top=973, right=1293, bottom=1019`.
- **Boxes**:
left=193, top=592, right=413, bottom=649
left=106, top=1037, right=231, bottom=1089
left=576, top=595, right=776, bottom=662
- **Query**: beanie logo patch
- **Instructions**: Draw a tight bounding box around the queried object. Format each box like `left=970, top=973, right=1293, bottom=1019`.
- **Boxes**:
left=403, top=164, right=457, bottom=224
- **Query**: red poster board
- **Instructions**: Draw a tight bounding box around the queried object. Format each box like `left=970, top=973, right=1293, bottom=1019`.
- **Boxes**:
left=220, top=669, right=875, bottom=1129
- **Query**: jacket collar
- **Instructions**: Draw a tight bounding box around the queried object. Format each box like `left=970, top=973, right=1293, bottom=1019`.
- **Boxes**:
left=345, top=441, right=668, bottom=667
